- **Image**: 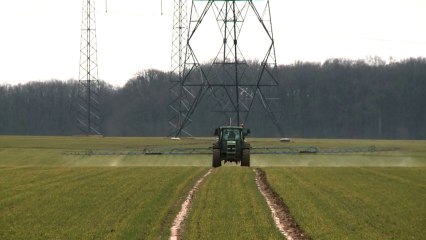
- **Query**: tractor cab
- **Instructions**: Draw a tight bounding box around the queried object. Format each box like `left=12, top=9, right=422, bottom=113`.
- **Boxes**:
left=212, top=126, right=251, bottom=167
left=214, top=126, right=250, bottom=140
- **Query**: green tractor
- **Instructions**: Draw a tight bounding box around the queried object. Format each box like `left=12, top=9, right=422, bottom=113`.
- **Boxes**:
left=212, top=126, right=251, bottom=167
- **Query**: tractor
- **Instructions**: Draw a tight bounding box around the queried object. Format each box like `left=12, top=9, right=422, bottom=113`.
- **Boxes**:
left=212, top=126, right=251, bottom=167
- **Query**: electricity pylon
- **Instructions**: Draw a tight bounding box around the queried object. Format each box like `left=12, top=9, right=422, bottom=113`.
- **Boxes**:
left=175, top=0, right=284, bottom=137
left=77, top=0, right=101, bottom=135
left=168, top=0, right=193, bottom=137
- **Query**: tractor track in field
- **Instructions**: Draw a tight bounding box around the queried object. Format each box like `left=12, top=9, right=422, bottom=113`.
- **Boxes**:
left=169, top=168, right=213, bottom=240
left=255, top=168, right=310, bottom=240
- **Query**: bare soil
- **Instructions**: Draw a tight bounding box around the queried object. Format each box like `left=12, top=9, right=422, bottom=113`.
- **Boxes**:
left=255, top=168, right=310, bottom=240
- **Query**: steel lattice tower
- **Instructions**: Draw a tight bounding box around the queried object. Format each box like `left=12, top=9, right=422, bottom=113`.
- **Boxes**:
left=175, top=0, right=284, bottom=137
left=77, top=0, right=101, bottom=135
left=168, top=0, right=192, bottom=137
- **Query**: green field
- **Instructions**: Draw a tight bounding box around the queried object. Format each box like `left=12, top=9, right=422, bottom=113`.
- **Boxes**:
left=0, top=136, right=212, bottom=167
left=0, top=136, right=425, bottom=167
left=251, top=138, right=426, bottom=167
left=183, top=167, right=283, bottom=239
left=263, top=167, right=426, bottom=239
left=0, top=167, right=207, bottom=239
left=0, top=136, right=425, bottom=239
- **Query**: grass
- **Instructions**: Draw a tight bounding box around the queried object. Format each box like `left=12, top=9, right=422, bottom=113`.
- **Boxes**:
left=0, top=166, right=208, bottom=239
left=263, top=167, right=426, bottom=239
left=0, top=136, right=212, bottom=167
left=183, top=167, right=283, bottom=240
left=0, top=136, right=212, bottom=239
left=0, top=136, right=425, bottom=167
left=251, top=138, right=426, bottom=167
left=0, top=136, right=425, bottom=239
left=0, top=136, right=213, bottom=150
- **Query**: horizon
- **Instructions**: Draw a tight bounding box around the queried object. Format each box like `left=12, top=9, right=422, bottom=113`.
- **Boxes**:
left=0, top=56, right=423, bottom=88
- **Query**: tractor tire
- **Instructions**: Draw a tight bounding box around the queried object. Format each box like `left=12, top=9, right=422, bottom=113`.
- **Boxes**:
left=212, top=149, right=221, bottom=167
left=241, top=149, right=250, bottom=167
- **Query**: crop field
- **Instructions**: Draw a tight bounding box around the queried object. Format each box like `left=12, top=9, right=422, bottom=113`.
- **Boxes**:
left=0, top=136, right=425, bottom=167
left=183, top=167, right=283, bottom=239
left=0, top=167, right=207, bottom=239
left=263, top=167, right=426, bottom=239
left=251, top=138, right=426, bottom=167
left=0, top=136, right=213, bottom=167
left=0, top=136, right=425, bottom=239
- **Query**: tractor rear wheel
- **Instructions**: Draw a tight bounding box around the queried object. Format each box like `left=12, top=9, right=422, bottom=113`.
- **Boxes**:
left=241, top=149, right=250, bottom=167
left=212, top=149, right=221, bottom=167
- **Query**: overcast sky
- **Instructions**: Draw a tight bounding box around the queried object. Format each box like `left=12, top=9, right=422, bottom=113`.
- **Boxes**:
left=0, top=0, right=425, bottom=86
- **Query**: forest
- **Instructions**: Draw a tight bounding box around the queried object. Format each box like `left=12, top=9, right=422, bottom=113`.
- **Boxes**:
left=0, top=57, right=425, bottom=139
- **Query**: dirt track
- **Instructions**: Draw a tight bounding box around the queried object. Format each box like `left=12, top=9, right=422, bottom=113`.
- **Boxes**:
left=169, top=169, right=213, bottom=240
left=169, top=167, right=308, bottom=240
left=255, top=168, right=310, bottom=240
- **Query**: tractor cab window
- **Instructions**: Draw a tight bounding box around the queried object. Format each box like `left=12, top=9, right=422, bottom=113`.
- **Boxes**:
left=223, top=129, right=240, bottom=140
left=222, top=130, right=229, bottom=140
left=234, top=130, right=241, bottom=140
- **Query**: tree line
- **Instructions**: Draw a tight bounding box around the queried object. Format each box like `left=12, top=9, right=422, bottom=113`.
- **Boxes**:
left=0, top=57, right=424, bottom=139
